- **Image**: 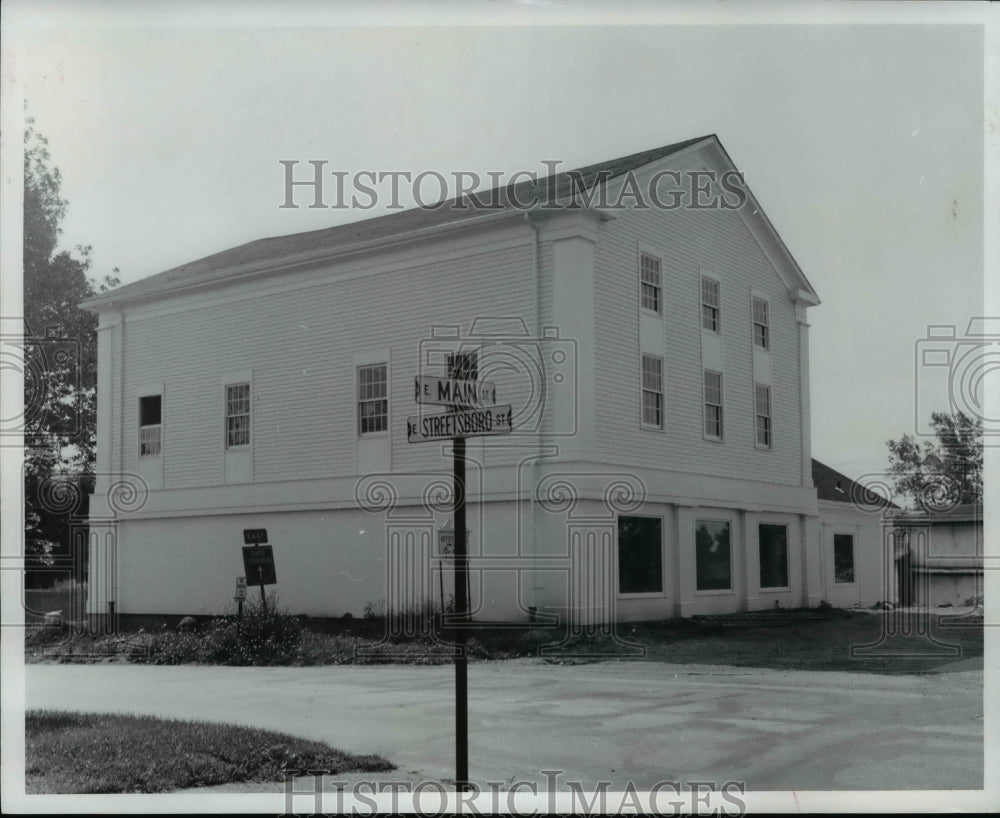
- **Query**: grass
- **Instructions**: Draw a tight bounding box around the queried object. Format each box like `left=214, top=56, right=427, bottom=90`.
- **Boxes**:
left=25, top=709, right=394, bottom=794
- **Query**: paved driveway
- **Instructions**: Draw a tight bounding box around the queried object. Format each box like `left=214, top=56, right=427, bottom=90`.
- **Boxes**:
left=25, top=659, right=983, bottom=792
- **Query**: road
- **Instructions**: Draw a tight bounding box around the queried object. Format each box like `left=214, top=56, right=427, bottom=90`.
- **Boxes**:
left=24, top=658, right=983, bottom=794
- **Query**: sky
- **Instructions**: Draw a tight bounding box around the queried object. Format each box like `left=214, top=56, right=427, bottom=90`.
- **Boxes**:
left=4, top=2, right=996, bottom=489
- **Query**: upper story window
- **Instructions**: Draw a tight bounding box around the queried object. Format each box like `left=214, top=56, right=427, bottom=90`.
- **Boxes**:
left=752, top=297, right=769, bottom=349
left=358, top=364, right=388, bottom=435
left=640, top=253, right=662, bottom=314
left=701, top=276, right=720, bottom=333
left=225, top=383, right=251, bottom=448
left=703, top=369, right=723, bottom=439
left=641, top=354, right=663, bottom=429
left=139, top=395, right=162, bottom=457
left=447, top=351, right=478, bottom=382
left=755, top=383, right=772, bottom=448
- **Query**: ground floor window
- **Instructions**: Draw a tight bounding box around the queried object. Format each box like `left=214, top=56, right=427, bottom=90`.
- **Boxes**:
left=617, top=516, right=662, bottom=594
left=696, top=519, right=731, bottom=590
left=834, top=533, right=855, bottom=583
left=758, top=523, right=788, bottom=588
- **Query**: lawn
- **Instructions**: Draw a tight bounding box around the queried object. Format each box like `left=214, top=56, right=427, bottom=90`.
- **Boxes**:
left=25, top=710, right=394, bottom=794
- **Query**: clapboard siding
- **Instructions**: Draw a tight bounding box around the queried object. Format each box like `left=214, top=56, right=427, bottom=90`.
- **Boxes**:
left=118, top=241, right=536, bottom=487
left=592, top=199, right=804, bottom=485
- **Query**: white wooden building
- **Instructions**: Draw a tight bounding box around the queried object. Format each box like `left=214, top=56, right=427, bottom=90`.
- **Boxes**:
left=82, top=134, right=843, bottom=626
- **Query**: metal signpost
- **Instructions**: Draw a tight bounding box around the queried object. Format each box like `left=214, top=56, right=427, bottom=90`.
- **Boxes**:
left=408, top=368, right=512, bottom=793
left=241, top=529, right=276, bottom=613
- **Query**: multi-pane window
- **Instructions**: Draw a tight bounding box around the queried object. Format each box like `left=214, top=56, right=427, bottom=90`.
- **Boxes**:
left=704, top=370, right=723, bottom=438
left=358, top=364, right=388, bottom=435
left=701, top=276, right=720, bottom=332
left=139, top=395, right=162, bottom=457
left=225, top=383, right=251, bottom=448
left=752, top=297, right=769, bottom=349
left=755, top=384, right=772, bottom=447
left=641, top=354, right=663, bottom=428
left=696, top=519, right=731, bottom=591
left=759, top=524, right=789, bottom=588
left=640, top=253, right=662, bottom=313
left=834, top=534, right=855, bottom=583
left=447, top=351, right=478, bottom=382
left=618, top=516, right=663, bottom=594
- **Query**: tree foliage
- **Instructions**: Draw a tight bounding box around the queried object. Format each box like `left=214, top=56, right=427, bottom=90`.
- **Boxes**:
left=886, top=411, right=983, bottom=511
left=23, top=117, right=119, bottom=585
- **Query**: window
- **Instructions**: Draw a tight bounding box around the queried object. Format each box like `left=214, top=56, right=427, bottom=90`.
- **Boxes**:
left=358, top=364, right=388, bottom=435
left=447, top=351, right=478, bottom=381
left=139, top=395, right=162, bottom=457
left=641, top=354, right=663, bottom=428
left=640, top=253, right=662, bottom=313
left=696, top=519, right=731, bottom=590
left=752, top=297, right=769, bottom=349
left=704, top=370, right=723, bottom=439
left=755, top=384, right=772, bottom=447
left=618, top=516, right=662, bottom=594
left=759, top=524, right=789, bottom=588
left=225, top=383, right=251, bottom=448
left=701, top=276, right=720, bottom=332
left=834, top=534, right=855, bottom=583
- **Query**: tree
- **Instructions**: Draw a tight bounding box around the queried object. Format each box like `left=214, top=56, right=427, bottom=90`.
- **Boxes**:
left=23, top=117, right=119, bottom=586
left=886, top=411, right=983, bottom=511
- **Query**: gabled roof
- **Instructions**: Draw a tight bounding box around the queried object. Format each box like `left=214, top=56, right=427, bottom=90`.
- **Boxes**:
left=81, top=134, right=815, bottom=310
left=812, top=459, right=900, bottom=509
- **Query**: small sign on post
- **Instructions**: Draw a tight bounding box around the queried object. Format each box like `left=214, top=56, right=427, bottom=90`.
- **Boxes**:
left=241, top=542, right=276, bottom=614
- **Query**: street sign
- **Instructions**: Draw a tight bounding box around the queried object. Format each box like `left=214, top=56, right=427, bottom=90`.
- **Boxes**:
left=235, top=576, right=247, bottom=601
left=407, top=405, right=513, bottom=443
left=241, top=545, right=277, bottom=585
left=414, top=376, right=496, bottom=408
left=243, top=528, right=268, bottom=544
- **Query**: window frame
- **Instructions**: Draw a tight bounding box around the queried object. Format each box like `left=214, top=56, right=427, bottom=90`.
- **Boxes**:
left=224, top=381, right=252, bottom=450
left=617, top=515, right=664, bottom=596
left=357, top=362, right=389, bottom=437
left=758, top=522, right=790, bottom=590
left=695, top=517, right=733, bottom=593
left=752, top=296, right=770, bottom=350
left=833, top=532, right=856, bottom=585
left=703, top=369, right=724, bottom=440
left=640, top=353, right=664, bottom=430
left=138, top=393, right=162, bottom=458
left=639, top=252, right=662, bottom=315
left=701, top=276, right=721, bottom=333
left=755, top=383, right=772, bottom=448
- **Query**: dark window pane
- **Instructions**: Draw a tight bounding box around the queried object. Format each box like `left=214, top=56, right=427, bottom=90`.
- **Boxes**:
left=759, top=524, right=788, bottom=588
left=139, top=395, right=161, bottom=426
left=618, top=516, right=662, bottom=594
left=696, top=520, right=731, bottom=590
left=834, top=534, right=855, bottom=583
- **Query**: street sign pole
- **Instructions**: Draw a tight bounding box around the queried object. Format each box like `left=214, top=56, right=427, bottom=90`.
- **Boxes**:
left=453, top=434, right=469, bottom=793
left=257, top=546, right=268, bottom=615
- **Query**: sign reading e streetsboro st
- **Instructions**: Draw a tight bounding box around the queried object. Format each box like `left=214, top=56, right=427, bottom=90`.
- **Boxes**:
left=414, top=376, right=497, bottom=408
left=407, top=405, right=513, bottom=443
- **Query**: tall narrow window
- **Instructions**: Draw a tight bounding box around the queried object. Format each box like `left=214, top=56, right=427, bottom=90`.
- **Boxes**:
left=701, top=276, right=720, bottom=332
left=447, top=351, right=478, bottom=381
left=139, top=395, right=162, bottom=456
left=696, top=519, right=731, bottom=590
left=755, top=383, right=772, bottom=447
left=752, top=297, right=769, bottom=349
left=759, top=523, right=789, bottom=588
left=358, top=364, right=388, bottom=435
left=640, top=253, right=662, bottom=314
left=834, top=534, right=855, bottom=583
left=704, top=370, right=723, bottom=439
left=225, top=383, right=251, bottom=448
left=641, top=354, right=663, bottom=428
left=618, top=516, right=663, bottom=594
